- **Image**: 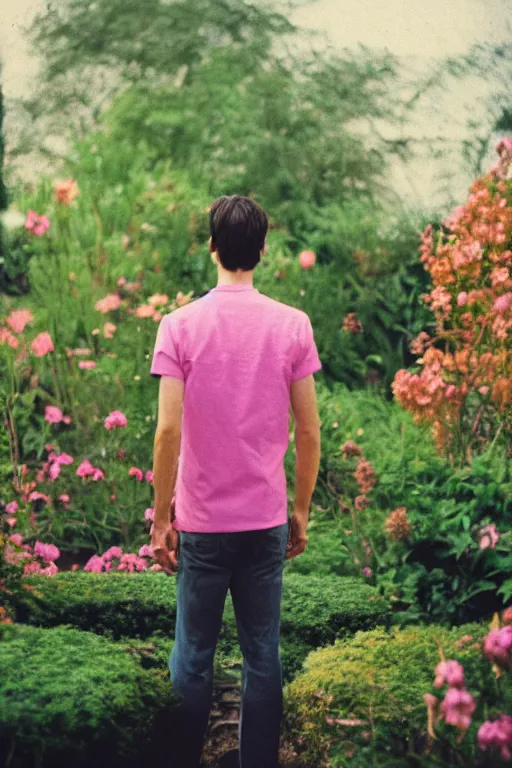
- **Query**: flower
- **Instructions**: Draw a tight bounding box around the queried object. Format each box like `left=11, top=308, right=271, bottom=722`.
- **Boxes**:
left=103, top=322, right=117, bottom=339
left=104, top=410, right=128, bottom=430
left=478, top=715, right=512, bottom=760
left=299, top=250, right=316, bottom=269
left=31, top=332, right=54, bottom=357
left=341, top=440, right=362, bottom=459
left=8, top=533, right=23, bottom=547
left=129, top=467, right=144, bottom=482
left=503, top=607, right=512, bottom=625
left=139, top=544, right=153, bottom=558
left=6, top=309, right=34, bottom=334
left=34, top=541, right=60, bottom=563
left=45, top=405, right=64, bottom=424
left=84, top=554, right=105, bottom=573
left=354, top=459, right=376, bottom=494
left=148, top=293, right=169, bottom=307
left=343, top=312, right=364, bottom=333
left=48, top=452, right=74, bottom=465
left=484, top=626, right=512, bottom=668
left=27, top=491, right=51, bottom=504
left=48, top=462, right=61, bottom=481
left=456, top=291, right=468, bottom=307
left=434, top=660, right=465, bottom=689
left=54, top=178, right=79, bottom=205
left=79, top=360, right=97, bottom=370
left=76, top=459, right=95, bottom=478
left=355, top=495, right=371, bottom=511
left=385, top=507, right=412, bottom=541
left=103, top=546, right=123, bottom=561
left=440, top=688, right=476, bottom=731
left=95, top=294, right=121, bottom=313
left=478, top=524, right=500, bottom=550
left=144, top=507, right=155, bottom=521
left=135, top=304, right=156, bottom=318
left=145, top=470, right=153, bottom=483
left=0, top=328, right=19, bottom=348
left=362, top=567, right=372, bottom=578
left=0, top=208, right=26, bottom=230
left=25, top=210, right=50, bottom=236
left=5, top=501, right=18, bottom=515
left=493, top=293, right=512, bottom=313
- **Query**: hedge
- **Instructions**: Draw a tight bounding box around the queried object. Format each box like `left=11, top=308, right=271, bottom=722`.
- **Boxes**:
left=283, top=622, right=510, bottom=768
left=16, top=571, right=391, bottom=682
left=0, top=622, right=179, bottom=768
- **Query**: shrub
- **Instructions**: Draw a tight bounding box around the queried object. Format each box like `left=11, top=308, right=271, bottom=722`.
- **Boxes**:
left=14, top=571, right=391, bottom=682
left=0, top=622, right=179, bottom=768
left=284, top=622, right=511, bottom=768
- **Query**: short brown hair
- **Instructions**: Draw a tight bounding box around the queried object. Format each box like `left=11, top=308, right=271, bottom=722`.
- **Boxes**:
left=209, top=195, right=268, bottom=272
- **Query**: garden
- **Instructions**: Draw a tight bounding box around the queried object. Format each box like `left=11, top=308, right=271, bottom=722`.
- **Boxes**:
left=1, top=1, right=512, bottom=766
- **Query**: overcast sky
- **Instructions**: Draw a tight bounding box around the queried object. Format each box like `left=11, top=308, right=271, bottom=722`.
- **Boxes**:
left=1, top=0, right=511, bottom=213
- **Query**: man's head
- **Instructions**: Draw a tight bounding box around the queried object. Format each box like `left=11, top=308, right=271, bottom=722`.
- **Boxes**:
left=209, top=195, right=268, bottom=273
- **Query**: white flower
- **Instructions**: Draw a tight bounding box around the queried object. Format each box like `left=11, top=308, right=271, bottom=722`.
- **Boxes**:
left=1, top=209, right=26, bottom=231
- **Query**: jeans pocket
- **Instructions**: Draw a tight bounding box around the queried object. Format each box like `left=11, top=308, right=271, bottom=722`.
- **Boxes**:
left=181, top=533, right=218, bottom=556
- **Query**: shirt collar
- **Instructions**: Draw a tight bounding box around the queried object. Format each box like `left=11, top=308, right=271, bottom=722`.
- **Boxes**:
left=210, top=284, right=258, bottom=292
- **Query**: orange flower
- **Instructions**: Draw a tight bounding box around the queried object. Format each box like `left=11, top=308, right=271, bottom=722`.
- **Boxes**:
left=54, top=178, right=79, bottom=205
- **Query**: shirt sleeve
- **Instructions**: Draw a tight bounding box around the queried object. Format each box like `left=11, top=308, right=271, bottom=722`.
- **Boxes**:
left=150, top=314, right=185, bottom=380
left=291, top=314, right=322, bottom=381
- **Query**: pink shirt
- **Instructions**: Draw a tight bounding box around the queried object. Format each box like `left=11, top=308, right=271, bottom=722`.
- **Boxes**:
left=150, top=284, right=322, bottom=532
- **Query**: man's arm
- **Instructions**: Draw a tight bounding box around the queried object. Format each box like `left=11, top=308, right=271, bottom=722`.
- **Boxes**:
left=151, top=376, right=184, bottom=569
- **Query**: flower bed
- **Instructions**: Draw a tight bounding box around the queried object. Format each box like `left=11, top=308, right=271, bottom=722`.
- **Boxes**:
left=284, top=621, right=512, bottom=767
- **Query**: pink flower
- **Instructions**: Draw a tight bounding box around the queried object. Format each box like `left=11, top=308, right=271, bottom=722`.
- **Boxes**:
left=8, top=533, right=23, bottom=546
left=34, top=541, right=60, bottom=563
left=27, top=491, right=50, bottom=504
left=84, top=554, right=105, bottom=573
left=31, top=332, right=54, bottom=357
left=78, top=360, right=96, bottom=370
left=493, top=293, right=512, bottom=313
left=103, top=322, right=117, bottom=339
left=0, top=327, right=19, bottom=348
left=299, top=250, right=316, bottom=269
left=362, top=567, right=372, bottom=578
left=478, top=715, right=512, bottom=761
left=139, top=544, right=153, bottom=558
left=484, top=626, right=512, bottom=668
left=440, top=688, right=476, bottom=731
left=40, top=562, right=58, bottom=576
left=5, top=501, right=18, bottom=515
left=45, top=405, right=64, bottom=424
left=103, top=546, right=123, bottom=561
left=456, top=291, right=468, bottom=307
left=6, top=517, right=17, bottom=528
left=129, top=467, right=144, bottom=482
left=25, top=210, right=50, bottom=236
left=478, top=524, right=500, bottom=550
left=135, top=304, right=156, bottom=318
left=95, top=294, right=121, bottom=313
left=434, top=660, right=465, bottom=689
left=76, top=459, right=95, bottom=478
left=48, top=462, right=61, bottom=481
left=145, top=470, right=153, bottom=483
left=48, top=452, right=74, bottom=465
left=91, top=468, right=104, bottom=481
left=24, top=560, right=42, bottom=575
left=6, top=309, right=34, bottom=334
left=104, top=410, right=128, bottom=430
left=144, top=507, right=155, bottom=521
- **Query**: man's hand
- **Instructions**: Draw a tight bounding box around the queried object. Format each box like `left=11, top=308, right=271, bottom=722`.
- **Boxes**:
left=286, top=512, right=308, bottom=559
left=151, top=523, right=179, bottom=573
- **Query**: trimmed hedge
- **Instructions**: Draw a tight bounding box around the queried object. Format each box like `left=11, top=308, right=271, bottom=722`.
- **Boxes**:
left=284, top=622, right=509, bottom=768
left=0, top=622, right=179, bottom=768
left=16, top=571, right=391, bottom=682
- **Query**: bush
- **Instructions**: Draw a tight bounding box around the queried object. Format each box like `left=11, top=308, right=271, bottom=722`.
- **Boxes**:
left=0, top=622, right=179, bottom=768
left=284, top=622, right=511, bottom=768
left=14, top=571, right=391, bottom=682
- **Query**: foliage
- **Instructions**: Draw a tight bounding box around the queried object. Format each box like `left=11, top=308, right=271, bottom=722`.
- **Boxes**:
left=284, top=622, right=511, bottom=768
left=0, top=621, right=178, bottom=768
left=14, top=570, right=391, bottom=682
left=392, top=141, right=512, bottom=464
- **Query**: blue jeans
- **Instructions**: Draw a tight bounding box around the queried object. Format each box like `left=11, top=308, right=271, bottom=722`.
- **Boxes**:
left=169, top=521, right=289, bottom=768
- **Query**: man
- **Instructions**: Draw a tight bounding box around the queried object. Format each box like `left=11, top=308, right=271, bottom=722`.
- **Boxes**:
left=150, top=195, right=322, bottom=768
